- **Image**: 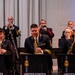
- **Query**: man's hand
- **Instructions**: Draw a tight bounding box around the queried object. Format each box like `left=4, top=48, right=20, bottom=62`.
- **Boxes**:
left=36, top=47, right=43, bottom=53
left=0, top=49, right=6, bottom=54
left=6, top=22, right=11, bottom=28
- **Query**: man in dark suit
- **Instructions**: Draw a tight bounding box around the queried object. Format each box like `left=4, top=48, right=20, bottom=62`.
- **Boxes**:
left=3, top=16, right=20, bottom=75
left=24, top=24, right=53, bottom=75
left=3, top=16, right=21, bottom=47
left=0, top=28, right=14, bottom=75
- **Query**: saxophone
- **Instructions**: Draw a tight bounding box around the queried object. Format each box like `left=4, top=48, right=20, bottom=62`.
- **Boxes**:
left=34, top=37, right=43, bottom=54
left=0, top=41, right=2, bottom=48
left=67, top=40, right=75, bottom=54
left=0, top=41, right=2, bottom=54
left=33, top=37, right=51, bottom=54
left=34, top=37, right=38, bottom=54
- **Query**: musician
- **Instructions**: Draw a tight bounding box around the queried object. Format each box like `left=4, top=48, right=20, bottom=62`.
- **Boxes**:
left=24, top=24, right=53, bottom=74
left=59, top=28, right=75, bottom=54
left=61, top=21, right=74, bottom=38
left=39, top=19, right=54, bottom=44
left=3, top=16, right=21, bottom=47
left=0, top=28, right=14, bottom=75
left=58, top=28, right=75, bottom=72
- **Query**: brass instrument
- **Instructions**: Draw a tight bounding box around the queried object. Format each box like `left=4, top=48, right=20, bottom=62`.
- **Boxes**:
left=34, top=37, right=38, bottom=54
left=34, top=37, right=43, bottom=54
left=0, top=41, right=2, bottom=48
left=0, top=41, right=2, bottom=54
left=9, top=27, right=19, bottom=59
left=67, top=40, right=75, bottom=54
left=33, top=37, right=51, bottom=54
left=44, top=40, right=52, bottom=55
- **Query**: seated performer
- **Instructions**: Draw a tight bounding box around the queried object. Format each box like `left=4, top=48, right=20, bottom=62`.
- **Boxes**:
left=0, top=28, right=14, bottom=75
left=58, top=27, right=75, bottom=72
left=24, top=24, right=53, bottom=75
left=59, top=28, right=75, bottom=54
left=61, top=21, right=74, bottom=38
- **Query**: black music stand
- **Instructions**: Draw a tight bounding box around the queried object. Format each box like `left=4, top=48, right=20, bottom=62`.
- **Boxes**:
left=19, top=53, right=50, bottom=75
left=57, top=54, right=75, bottom=75
left=0, top=54, right=13, bottom=75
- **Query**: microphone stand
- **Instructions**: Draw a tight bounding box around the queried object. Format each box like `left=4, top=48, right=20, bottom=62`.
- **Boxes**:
left=9, top=26, right=19, bottom=75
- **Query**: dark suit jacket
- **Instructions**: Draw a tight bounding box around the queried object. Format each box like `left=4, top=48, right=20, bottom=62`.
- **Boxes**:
left=59, top=38, right=75, bottom=54
left=0, top=39, right=14, bottom=75
left=24, top=34, right=53, bottom=70
left=24, top=34, right=52, bottom=54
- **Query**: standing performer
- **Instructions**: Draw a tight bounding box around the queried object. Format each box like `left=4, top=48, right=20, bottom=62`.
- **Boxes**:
left=3, top=16, right=21, bottom=47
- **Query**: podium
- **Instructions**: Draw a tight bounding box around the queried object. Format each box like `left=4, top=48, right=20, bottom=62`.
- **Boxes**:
left=57, top=54, right=75, bottom=75
left=19, top=53, right=50, bottom=75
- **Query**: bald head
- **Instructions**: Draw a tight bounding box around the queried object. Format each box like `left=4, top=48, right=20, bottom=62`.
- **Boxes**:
left=7, top=16, right=14, bottom=24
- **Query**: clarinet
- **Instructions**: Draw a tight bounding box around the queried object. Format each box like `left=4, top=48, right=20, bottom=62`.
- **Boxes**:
left=9, top=26, right=19, bottom=59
